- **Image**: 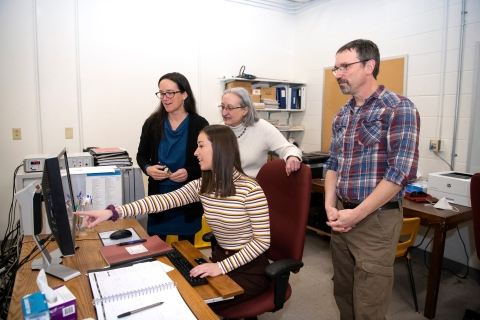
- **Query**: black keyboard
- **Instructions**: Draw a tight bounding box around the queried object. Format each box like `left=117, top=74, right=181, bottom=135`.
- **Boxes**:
left=166, top=248, right=208, bottom=286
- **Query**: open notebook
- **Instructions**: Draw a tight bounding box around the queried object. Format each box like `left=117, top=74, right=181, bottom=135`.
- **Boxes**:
left=88, top=261, right=196, bottom=320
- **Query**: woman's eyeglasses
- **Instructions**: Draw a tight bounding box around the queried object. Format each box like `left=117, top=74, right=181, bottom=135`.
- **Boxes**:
left=155, top=91, right=181, bottom=99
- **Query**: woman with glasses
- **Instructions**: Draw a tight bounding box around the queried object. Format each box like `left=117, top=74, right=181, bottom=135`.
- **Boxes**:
left=78, top=125, right=271, bottom=312
left=220, top=87, right=302, bottom=178
left=137, top=72, right=208, bottom=244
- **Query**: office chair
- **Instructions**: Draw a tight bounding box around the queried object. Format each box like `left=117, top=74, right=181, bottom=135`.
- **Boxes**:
left=463, top=173, right=480, bottom=320
left=202, top=160, right=312, bottom=319
left=395, top=217, right=421, bottom=313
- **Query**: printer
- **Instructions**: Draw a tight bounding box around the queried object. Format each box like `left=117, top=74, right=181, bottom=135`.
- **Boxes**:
left=427, top=171, right=473, bottom=207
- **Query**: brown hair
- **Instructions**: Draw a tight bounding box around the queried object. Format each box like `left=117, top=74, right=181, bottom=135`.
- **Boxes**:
left=199, top=125, right=245, bottom=197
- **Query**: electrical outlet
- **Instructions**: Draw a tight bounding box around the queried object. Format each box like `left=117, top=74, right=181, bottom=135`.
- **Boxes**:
left=429, top=139, right=441, bottom=152
left=12, top=128, right=21, bottom=140
left=65, top=127, right=73, bottom=139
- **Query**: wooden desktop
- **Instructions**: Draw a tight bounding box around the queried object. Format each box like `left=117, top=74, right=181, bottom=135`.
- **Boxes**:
left=7, top=218, right=243, bottom=320
left=311, top=179, right=473, bottom=319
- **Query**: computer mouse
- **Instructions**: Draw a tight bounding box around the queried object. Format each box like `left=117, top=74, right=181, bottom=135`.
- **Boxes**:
left=109, top=229, right=133, bottom=240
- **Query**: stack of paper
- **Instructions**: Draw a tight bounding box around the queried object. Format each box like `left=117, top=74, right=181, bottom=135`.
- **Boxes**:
left=89, top=147, right=133, bottom=167
left=261, top=98, right=279, bottom=109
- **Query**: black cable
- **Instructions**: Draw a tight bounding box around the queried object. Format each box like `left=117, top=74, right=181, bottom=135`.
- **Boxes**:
left=413, top=227, right=430, bottom=248
left=433, top=151, right=453, bottom=170
left=422, top=226, right=469, bottom=279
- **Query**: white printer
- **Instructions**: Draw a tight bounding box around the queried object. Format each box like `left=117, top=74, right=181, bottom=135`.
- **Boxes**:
left=427, top=171, right=473, bottom=207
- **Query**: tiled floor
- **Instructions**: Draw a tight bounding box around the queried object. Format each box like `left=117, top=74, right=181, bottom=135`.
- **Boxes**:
left=201, top=230, right=480, bottom=320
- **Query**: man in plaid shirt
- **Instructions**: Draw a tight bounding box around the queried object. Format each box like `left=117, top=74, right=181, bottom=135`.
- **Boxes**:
left=324, top=39, right=420, bottom=320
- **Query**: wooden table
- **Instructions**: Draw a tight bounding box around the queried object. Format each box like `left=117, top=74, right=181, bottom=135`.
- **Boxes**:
left=7, top=218, right=242, bottom=320
left=311, top=179, right=473, bottom=320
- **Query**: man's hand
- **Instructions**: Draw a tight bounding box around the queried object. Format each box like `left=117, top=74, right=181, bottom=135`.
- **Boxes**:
left=327, top=208, right=362, bottom=232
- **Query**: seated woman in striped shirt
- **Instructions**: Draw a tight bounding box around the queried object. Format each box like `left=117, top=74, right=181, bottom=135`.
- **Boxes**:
left=77, top=124, right=271, bottom=312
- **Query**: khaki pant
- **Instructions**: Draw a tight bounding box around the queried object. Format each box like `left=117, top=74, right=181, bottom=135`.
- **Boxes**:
left=331, top=200, right=403, bottom=320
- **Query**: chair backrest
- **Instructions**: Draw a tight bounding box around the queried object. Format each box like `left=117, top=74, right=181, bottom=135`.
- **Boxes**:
left=470, top=173, right=480, bottom=260
left=395, top=217, right=421, bottom=258
left=256, top=160, right=312, bottom=268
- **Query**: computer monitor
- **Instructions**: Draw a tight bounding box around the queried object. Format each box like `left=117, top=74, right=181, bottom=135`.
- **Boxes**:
left=32, top=148, right=80, bottom=281
left=42, top=148, right=76, bottom=255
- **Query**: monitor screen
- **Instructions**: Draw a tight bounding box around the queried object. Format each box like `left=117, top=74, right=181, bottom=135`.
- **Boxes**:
left=41, top=148, right=76, bottom=256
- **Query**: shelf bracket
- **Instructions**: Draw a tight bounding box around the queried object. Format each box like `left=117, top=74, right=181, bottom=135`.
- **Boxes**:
left=286, top=112, right=291, bottom=125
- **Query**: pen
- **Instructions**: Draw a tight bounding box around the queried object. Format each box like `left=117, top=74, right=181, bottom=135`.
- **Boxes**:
left=117, top=239, right=146, bottom=246
left=117, top=301, right=163, bottom=318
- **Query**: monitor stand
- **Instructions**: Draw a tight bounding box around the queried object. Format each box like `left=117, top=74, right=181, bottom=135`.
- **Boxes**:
left=31, top=235, right=81, bottom=282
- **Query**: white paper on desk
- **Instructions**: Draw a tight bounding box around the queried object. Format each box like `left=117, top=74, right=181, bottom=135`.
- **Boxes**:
left=88, top=261, right=195, bottom=320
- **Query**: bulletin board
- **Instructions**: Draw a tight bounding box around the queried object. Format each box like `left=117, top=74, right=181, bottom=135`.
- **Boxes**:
left=321, top=56, right=407, bottom=152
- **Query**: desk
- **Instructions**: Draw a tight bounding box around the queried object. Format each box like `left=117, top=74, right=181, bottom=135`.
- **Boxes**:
left=7, top=218, right=242, bottom=320
left=311, top=179, right=473, bottom=320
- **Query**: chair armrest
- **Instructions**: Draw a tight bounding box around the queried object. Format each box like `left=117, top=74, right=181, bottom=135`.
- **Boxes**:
left=265, top=259, right=304, bottom=312
left=202, top=232, right=214, bottom=243
left=265, top=259, right=304, bottom=278
left=202, top=232, right=217, bottom=252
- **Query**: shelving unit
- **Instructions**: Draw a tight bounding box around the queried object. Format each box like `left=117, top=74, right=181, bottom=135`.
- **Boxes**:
left=219, top=77, right=306, bottom=133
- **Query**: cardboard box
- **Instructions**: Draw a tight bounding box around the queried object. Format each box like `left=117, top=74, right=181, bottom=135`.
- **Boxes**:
left=250, top=94, right=261, bottom=103
left=48, top=286, right=77, bottom=320
left=259, top=87, right=276, bottom=100
left=226, top=81, right=252, bottom=93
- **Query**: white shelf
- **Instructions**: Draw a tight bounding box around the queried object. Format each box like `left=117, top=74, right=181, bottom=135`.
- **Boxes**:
left=219, top=77, right=304, bottom=87
left=278, top=128, right=304, bottom=132
left=257, top=109, right=304, bottom=112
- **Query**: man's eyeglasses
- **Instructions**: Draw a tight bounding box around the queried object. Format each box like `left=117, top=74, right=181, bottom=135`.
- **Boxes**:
left=332, top=60, right=369, bottom=76
left=218, top=105, right=244, bottom=112
left=155, top=91, right=182, bottom=99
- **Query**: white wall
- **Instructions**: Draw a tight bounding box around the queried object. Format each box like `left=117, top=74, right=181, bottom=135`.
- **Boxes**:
left=1, top=0, right=479, bottom=270
left=294, top=0, right=480, bottom=269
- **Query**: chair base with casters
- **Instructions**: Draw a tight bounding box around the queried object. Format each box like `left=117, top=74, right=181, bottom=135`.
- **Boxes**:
left=203, top=160, right=312, bottom=319
left=395, top=217, right=421, bottom=314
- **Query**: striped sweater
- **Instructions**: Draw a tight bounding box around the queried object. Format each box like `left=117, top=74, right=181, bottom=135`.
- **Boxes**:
left=118, top=170, right=270, bottom=274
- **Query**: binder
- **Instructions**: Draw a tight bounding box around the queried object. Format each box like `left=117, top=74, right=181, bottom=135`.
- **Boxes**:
left=276, top=87, right=287, bottom=109
left=98, top=235, right=173, bottom=267
left=291, top=87, right=298, bottom=109
left=299, top=86, right=307, bottom=110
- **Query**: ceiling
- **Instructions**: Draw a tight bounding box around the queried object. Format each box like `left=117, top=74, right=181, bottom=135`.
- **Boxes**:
left=224, top=0, right=329, bottom=13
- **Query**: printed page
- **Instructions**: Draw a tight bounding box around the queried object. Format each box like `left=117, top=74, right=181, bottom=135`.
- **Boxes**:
left=89, top=261, right=195, bottom=320
left=93, top=261, right=173, bottom=298
left=102, top=288, right=196, bottom=320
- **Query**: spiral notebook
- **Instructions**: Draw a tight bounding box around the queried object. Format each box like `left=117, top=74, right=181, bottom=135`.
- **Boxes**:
left=88, top=261, right=195, bottom=320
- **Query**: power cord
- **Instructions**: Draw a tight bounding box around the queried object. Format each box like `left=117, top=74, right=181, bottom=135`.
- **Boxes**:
left=420, top=226, right=470, bottom=279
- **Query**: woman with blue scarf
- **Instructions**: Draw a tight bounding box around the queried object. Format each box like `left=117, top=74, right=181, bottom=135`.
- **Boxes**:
left=137, top=72, right=208, bottom=244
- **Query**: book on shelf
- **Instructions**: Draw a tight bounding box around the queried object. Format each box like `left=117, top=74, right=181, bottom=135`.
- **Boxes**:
left=88, top=260, right=196, bottom=320
left=98, top=235, right=173, bottom=267
left=253, top=102, right=265, bottom=109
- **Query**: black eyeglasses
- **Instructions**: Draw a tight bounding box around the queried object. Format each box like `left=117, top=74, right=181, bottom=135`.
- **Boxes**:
left=155, top=91, right=182, bottom=99
left=218, top=105, right=244, bottom=112
left=332, top=60, right=369, bottom=76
